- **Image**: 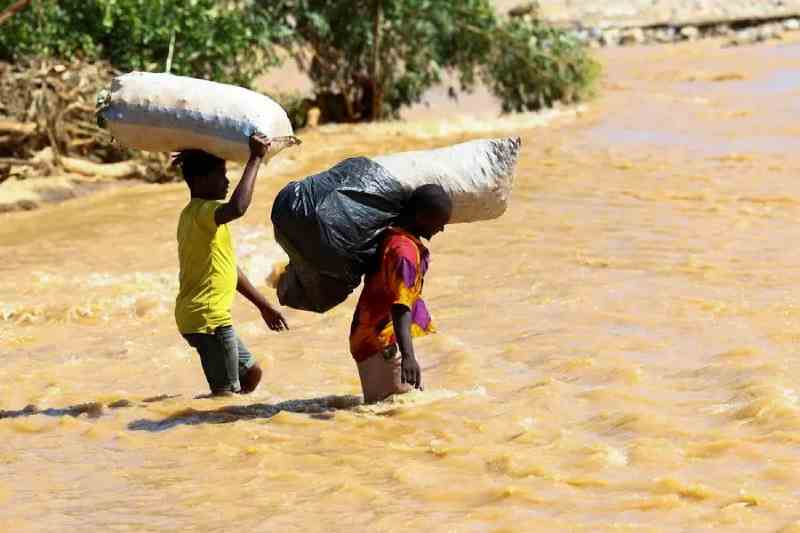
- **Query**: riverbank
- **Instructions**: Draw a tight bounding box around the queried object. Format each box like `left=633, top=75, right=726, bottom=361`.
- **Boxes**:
left=3, top=1, right=798, bottom=215
left=0, top=106, right=582, bottom=214
left=498, top=0, right=800, bottom=47
left=500, top=0, right=800, bottom=27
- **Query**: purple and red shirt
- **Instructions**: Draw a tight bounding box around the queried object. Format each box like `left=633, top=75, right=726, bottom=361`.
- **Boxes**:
left=349, top=228, right=435, bottom=362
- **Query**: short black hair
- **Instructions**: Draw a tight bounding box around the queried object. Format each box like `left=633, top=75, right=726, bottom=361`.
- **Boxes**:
left=403, top=184, right=452, bottom=217
left=171, top=150, right=225, bottom=181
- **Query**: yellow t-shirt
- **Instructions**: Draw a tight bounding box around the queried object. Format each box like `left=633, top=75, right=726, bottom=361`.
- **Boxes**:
left=175, top=199, right=237, bottom=334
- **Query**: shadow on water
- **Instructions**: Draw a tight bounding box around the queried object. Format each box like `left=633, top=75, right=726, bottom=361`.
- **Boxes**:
left=0, top=402, right=105, bottom=420
left=0, top=394, right=182, bottom=421
left=128, top=395, right=363, bottom=432
left=0, top=394, right=363, bottom=430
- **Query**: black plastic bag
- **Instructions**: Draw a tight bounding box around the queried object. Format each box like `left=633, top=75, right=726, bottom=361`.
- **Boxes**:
left=271, top=157, right=410, bottom=313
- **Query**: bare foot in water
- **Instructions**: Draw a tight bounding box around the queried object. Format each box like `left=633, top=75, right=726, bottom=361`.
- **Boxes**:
left=240, top=363, right=263, bottom=394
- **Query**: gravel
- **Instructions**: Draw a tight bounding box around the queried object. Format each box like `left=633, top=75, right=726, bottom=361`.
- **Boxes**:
left=505, top=1, right=800, bottom=48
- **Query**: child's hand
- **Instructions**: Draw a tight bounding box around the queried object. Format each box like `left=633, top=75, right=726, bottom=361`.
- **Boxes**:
left=249, top=133, right=271, bottom=158
left=260, top=304, right=289, bottom=332
left=401, top=354, right=422, bottom=389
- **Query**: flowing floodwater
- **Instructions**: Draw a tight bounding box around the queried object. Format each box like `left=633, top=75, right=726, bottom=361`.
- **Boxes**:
left=3, top=39, right=800, bottom=532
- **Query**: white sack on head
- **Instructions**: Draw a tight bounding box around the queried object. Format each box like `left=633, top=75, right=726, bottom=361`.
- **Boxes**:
left=372, top=137, right=521, bottom=223
left=98, top=72, right=297, bottom=162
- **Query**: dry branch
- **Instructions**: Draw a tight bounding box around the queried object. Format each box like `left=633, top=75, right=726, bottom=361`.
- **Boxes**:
left=0, top=0, right=33, bottom=26
left=60, top=157, right=142, bottom=179
left=0, top=157, right=37, bottom=166
left=0, top=120, right=36, bottom=136
left=0, top=57, right=173, bottom=182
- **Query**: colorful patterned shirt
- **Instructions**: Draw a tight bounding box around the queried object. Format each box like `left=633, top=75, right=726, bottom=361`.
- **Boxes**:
left=349, top=228, right=435, bottom=362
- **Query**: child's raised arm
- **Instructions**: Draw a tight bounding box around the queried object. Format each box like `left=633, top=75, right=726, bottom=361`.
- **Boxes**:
left=215, top=133, right=270, bottom=226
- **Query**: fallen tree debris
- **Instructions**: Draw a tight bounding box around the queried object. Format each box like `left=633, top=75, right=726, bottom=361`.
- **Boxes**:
left=0, top=57, right=173, bottom=183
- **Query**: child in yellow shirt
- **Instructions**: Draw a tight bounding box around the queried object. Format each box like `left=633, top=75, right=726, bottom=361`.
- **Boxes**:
left=174, top=133, right=288, bottom=396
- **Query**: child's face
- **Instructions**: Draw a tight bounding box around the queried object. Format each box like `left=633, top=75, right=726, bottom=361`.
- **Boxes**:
left=416, top=208, right=451, bottom=241
left=194, top=161, right=228, bottom=200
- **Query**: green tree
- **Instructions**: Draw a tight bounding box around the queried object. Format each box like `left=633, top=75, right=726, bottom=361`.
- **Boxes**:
left=484, top=17, right=600, bottom=112
left=1, top=0, right=599, bottom=119
left=0, top=0, right=105, bottom=59
left=258, top=0, right=599, bottom=120
left=0, top=0, right=282, bottom=86
left=260, top=0, right=497, bottom=121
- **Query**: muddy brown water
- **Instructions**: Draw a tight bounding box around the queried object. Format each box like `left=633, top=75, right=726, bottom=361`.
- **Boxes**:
left=2, top=39, right=800, bottom=532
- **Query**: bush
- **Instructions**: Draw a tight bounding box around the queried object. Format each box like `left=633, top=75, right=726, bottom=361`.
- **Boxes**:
left=1, top=0, right=600, bottom=120
left=0, top=0, right=105, bottom=59
left=258, top=0, right=600, bottom=120
left=483, top=17, right=601, bottom=112
left=0, top=0, right=281, bottom=87
left=259, top=0, right=498, bottom=121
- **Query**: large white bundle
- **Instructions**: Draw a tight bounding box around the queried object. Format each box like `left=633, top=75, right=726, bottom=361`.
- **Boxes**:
left=372, top=137, right=521, bottom=223
left=98, top=72, right=296, bottom=162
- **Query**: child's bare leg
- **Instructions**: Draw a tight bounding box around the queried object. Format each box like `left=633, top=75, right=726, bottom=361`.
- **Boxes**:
left=356, top=346, right=412, bottom=404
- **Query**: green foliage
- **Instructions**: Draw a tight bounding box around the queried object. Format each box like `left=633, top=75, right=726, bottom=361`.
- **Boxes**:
left=1, top=0, right=600, bottom=119
left=483, top=17, right=601, bottom=112
left=260, top=0, right=499, bottom=120
left=272, top=91, right=312, bottom=130
left=0, top=0, right=280, bottom=86
left=0, top=0, right=105, bottom=59
left=258, top=0, right=599, bottom=119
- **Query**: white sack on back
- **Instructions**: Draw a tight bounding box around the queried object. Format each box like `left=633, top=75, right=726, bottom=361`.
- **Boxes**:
left=98, top=72, right=296, bottom=162
left=372, top=137, right=521, bottom=223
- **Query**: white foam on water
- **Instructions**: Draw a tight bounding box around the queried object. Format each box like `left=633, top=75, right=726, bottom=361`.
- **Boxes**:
left=782, top=387, right=799, bottom=405
left=606, top=446, right=630, bottom=467
left=2, top=270, right=179, bottom=324
left=354, top=385, right=489, bottom=414
left=0, top=304, right=14, bottom=321
left=33, top=271, right=68, bottom=286
left=86, top=271, right=175, bottom=289
left=7, top=229, right=289, bottom=324
left=234, top=225, right=289, bottom=287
